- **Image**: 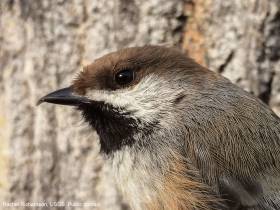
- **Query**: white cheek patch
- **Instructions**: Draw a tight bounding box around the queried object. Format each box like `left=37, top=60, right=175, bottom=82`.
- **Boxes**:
left=84, top=74, right=181, bottom=123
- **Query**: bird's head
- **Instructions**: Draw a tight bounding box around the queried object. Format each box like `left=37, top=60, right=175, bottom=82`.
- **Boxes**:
left=38, top=46, right=215, bottom=154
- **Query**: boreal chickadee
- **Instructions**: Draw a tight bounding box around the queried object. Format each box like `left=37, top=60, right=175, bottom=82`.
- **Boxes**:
left=38, top=46, right=280, bottom=210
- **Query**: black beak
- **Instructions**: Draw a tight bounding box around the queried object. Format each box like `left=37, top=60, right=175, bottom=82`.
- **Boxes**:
left=37, top=86, right=92, bottom=106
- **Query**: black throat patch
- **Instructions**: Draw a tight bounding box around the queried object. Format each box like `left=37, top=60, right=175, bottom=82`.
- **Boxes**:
left=78, top=101, right=139, bottom=154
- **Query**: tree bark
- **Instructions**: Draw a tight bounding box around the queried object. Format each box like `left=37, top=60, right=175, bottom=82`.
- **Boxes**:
left=0, top=0, right=279, bottom=210
left=183, top=0, right=280, bottom=114
left=0, top=0, right=185, bottom=209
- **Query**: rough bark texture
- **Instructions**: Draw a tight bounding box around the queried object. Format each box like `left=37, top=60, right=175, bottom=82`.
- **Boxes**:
left=0, top=0, right=279, bottom=210
left=183, top=0, right=280, bottom=114
left=0, top=0, right=185, bottom=209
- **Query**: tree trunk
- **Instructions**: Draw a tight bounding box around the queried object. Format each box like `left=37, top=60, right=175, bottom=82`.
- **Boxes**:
left=0, top=0, right=185, bottom=209
left=0, top=0, right=279, bottom=210
left=183, top=0, right=280, bottom=114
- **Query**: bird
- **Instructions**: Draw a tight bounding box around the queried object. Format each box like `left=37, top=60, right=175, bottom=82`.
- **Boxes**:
left=38, top=46, right=280, bottom=210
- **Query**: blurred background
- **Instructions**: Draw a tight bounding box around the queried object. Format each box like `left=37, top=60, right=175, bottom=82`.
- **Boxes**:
left=0, top=0, right=279, bottom=209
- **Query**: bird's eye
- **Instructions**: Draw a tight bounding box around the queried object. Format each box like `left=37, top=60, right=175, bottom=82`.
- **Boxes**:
left=115, top=69, right=134, bottom=86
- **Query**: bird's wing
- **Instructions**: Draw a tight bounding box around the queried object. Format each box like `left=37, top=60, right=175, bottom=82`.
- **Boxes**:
left=183, top=107, right=280, bottom=210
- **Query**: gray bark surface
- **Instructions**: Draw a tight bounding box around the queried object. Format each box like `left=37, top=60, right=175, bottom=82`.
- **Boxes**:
left=183, top=0, right=280, bottom=114
left=0, top=0, right=279, bottom=210
left=0, top=0, right=185, bottom=209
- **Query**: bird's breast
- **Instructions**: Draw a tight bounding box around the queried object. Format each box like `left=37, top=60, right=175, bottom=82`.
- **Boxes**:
left=109, top=148, right=221, bottom=210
